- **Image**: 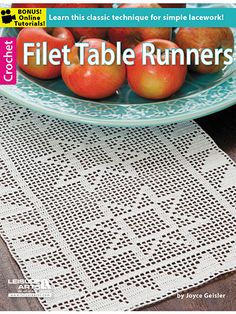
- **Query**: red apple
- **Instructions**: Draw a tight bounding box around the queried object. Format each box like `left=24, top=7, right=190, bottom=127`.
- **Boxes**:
left=51, top=4, right=100, bottom=8
left=12, top=3, right=99, bottom=8
left=127, top=39, right=187, bottom=99
left=108, top=4, right=172, bottom=50
left=17, top=28, right=75, bottom=79
left=54, top=4, right=108, bottom=41
left=99, top=4, right=113, bottom=8
left=12, top=3, right=112, bottom=8
left=69, top=28, right=108, bottom=41
left=55, top=4, right=108, bottom=40
left=12, top=3, right=55, bottom=8
left=12, top=3, right=108, bottom=41
left=159, top=3, right=186, bottom=8
left=61, top=38, right=126, bottom=99
left=175, top=28, right=234, bottom=73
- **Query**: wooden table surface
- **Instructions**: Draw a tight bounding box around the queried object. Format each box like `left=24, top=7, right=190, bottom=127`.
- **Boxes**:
left=0, top=105, right=235, bottom=311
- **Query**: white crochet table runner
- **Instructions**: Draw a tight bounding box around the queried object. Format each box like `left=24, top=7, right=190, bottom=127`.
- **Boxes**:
left=0, top=96, right=236, bottom=311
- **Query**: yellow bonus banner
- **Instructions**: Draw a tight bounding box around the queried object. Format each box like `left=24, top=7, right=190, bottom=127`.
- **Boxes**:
left=0, top=8, right=46, bottom=28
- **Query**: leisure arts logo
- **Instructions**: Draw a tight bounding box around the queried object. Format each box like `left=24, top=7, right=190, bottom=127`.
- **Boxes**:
left=8, top=278, right=52, bottom=298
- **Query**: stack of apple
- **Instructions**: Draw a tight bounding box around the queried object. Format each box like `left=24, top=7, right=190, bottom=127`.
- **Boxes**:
left=15, top=3, right=234, bottom=100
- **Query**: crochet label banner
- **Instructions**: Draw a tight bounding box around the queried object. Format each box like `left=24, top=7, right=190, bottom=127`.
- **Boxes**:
left=0, top=98, right=235, bottom=310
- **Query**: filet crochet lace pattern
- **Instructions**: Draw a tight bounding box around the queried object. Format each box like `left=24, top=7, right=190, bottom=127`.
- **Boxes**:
left=0, top=97, right=235, bottom=310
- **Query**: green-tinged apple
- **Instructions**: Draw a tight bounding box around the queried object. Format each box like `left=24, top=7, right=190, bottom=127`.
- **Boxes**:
left=17, top=28, right=75, bottom=79
left=127, top=39, right=187, bottom=99
left=175, top=27, right=234, bottom=73
left=61, top=38, right=126, bottom=99
left=108, top=4, right=172, bottom=50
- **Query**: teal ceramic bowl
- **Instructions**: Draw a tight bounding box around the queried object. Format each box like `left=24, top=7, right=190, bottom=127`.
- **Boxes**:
left=0, top=24, right=236, bottom=127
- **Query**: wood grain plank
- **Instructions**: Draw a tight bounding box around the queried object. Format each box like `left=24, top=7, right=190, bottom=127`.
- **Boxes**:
left=0, top=237, right=43, bottom=311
